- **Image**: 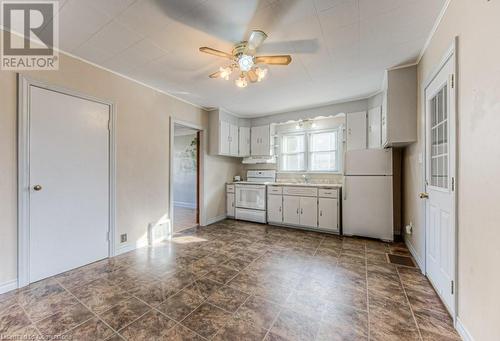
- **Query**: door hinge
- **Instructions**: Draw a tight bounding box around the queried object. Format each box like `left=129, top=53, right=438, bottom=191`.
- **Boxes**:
left=108, top=119, right=111, bottom=131
left=106, top=231, right=110, bottom=242
left=451, top=74, right=455, bottom=89
left=451, top=280, right=454, bottom=295
left=451, top=177, right=455, bottom=191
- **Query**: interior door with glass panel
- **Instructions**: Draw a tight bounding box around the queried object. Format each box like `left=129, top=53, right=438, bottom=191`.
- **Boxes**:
left=424, top=54, right=456, bottom=316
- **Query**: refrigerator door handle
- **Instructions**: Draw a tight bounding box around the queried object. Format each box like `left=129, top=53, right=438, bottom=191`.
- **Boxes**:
left=343, top=179, right=347, bottom=200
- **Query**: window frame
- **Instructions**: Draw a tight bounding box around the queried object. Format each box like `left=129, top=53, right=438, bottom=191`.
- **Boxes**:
left=277, top=128, right=343, bottom=174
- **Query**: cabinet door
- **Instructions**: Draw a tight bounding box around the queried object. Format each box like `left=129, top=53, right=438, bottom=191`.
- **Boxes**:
left=219, top=120, right=230, bottom=155
left=283, top=195, right=300, bottom=225
left=227, top=193, right=235, bottom=217
left=299, top=196, right=318, bottom=228
left=239, top=127, right=250, bottom=156
left=381, top=94, right=388, bottom=145
left=250, top=125, right=270, bottom=156
left=318, top=198, right=338, bottom=232
left=267, top=194, right=283, bottom=223
left=346, top=111, right=367, bottom=151
left=229, top=124, right=239, bottom=156
left=368, top=106, right=382, bottom=149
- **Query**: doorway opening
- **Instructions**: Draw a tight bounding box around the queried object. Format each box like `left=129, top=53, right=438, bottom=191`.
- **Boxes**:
left=172, top=123, right=200, bottom=232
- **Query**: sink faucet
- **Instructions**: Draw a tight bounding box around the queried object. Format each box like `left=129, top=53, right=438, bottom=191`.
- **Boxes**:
left=302, top=174, right=309, bottom=184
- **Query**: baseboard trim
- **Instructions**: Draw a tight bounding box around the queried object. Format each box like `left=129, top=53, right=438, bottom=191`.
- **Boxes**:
left=405, top=238, right=425, bottom=273
left=205, top=214, right=226, bottom=226
left=173, top=201, right=196, bottom=209
left=0, top=279, right=18, bottom=294
left=456, top=316, right=474, bottom=341
left=115, top=239, right=148, bottom=256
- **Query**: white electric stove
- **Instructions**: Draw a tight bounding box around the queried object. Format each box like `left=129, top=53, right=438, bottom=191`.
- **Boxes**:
left=234, top=170, right=276, bottom=223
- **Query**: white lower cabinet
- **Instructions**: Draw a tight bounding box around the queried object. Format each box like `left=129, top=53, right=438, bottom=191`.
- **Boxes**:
left=226, top=193, right=235, bottom=217
left=282, top=195, right=318, bottom=228
left=267, top=194, right=283, bottom=223
left=283, top=195, right=300, bottom=225
left=299, top=197, right=317, bottom=228
left=318, top=198, right=339, bottom=232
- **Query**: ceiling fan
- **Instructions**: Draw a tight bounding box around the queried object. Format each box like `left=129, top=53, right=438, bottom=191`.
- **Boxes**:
left=199, top=30, right=292, bottom=88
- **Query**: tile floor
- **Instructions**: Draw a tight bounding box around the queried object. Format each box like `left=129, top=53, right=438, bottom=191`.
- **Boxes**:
left=0, top=220, right=460, bottom=340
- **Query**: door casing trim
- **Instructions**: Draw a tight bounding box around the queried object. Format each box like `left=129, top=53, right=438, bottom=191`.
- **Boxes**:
left=17, top=75, right=117, bottom=288
left=421, top=36, right=459, bottom=322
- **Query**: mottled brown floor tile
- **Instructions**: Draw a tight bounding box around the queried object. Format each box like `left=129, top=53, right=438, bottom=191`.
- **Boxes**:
left=98, top=297, right=150, bottom=331
left=208, top=286, right=249, bottom=313
left=405, top=286, right=449, bottom=316
left=157, top=285, right=205, bottom=322
left=0, top=304, right=32, bottom=335
left=269, top=308, right=319, bottom=341
left=132, top=281, right=181, bottom=307
left=62, top=317, right=114, bottom=340
left=190, top=278, right=222, bottom=300
left=159, top=322, right=206, bottom=340
left=203, top=265, right=239, bottom=285
left=223, top=258, right=252, bottom=271
left=235, top=295, right=281, bottom=330
left=181, top=302, right=231, bottom=339
left=24, top=290, right=79, bottom=322
left=318, top=303, right=368, bottom=340
left=325, top=283, right=368, bottom=311
left=414, top=310, right=460, bottom=340
left=253, top=282, right=292, bottom=305
left=213, top=315, right=267, bottom=341
left=227, top=273, right=259, bottom=294
left=0, top=323, right=40, bottom=340
left=118, top=310, right=176, bottom=340
left=71, top=280, right=130, bottom=314
left=284, top=290, right=327, bottom=319
left=36, top=303, right=93, bottom=337
left=369, top=297, right=420, bottom=341
left=105, top=333, right=125, bottom=341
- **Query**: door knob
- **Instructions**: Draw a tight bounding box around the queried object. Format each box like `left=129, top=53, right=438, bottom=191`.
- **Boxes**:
left=419, top=192, right=429, bottom=199
left=33, top=185, right=42, bottom=191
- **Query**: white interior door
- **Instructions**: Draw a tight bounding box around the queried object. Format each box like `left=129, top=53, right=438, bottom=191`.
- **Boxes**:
left=424, top=54, right=456, bottom=315
left=29, top=86, right=110, bottom=283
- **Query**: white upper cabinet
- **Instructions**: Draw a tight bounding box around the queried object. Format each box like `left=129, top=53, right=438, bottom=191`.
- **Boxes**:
left=219, top=120, right=230, bottom=155
left=382, top=65, right=417, bottom=147
left=251, top=125, right=271, bottom=156
left=229, top=124, right=239, bottom=156
left=368, top=106, right=382, bottom=149
left=346, top=111, right=367, bottom=151
left=239, top=126, right=250, bottom=157
left=209, top=109, right=250, bottom=157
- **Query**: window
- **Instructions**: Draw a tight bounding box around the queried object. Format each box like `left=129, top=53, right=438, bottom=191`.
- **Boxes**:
left=309, top=131, right=338, bottom=172
left=279, top=129, right=341, bottom=172
left=280, top=134, right=305, bottom=171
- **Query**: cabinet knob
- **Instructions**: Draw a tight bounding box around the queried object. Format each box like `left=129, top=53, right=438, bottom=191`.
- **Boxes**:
left=320, top=210, right=322, bottom=217
left=33, top=184, right=42, bottom=191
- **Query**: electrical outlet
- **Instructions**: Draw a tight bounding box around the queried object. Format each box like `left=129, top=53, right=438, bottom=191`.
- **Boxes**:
left=405, top=222, right=414, bottom=235
left=120, top=234, right=127, bottom=243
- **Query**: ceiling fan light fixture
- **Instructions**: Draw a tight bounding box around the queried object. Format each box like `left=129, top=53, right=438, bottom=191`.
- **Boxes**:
left=219, top=66, right=232, bottom=80
left=255, top=67, right=268, bottom=82
left=238, top=54, right=254, bottom=72
left=235, top=74, right=248, bottom=88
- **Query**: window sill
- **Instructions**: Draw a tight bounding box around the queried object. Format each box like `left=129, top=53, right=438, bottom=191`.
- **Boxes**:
left=276, top=171, right=344, bottom=175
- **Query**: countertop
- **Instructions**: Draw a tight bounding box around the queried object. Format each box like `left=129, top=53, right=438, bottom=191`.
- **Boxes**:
left=227, top=181, right=342, bottom=188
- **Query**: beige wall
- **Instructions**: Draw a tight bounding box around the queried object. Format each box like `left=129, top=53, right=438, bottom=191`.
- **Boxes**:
left=0, top=49, right=240, bottom=285
left=403, top=1, right=500, bottom=339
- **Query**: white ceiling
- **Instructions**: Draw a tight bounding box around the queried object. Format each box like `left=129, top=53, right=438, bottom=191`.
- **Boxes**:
left=49, top=0, right=445, bottom=117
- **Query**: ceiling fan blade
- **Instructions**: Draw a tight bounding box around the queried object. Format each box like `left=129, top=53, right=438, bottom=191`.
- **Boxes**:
left=209, top=70, right=221, bottom=78
left=247, top=69, right=258, bottom=83
left=255, top=55, right=292, bottom=65
left=199, top=47, right=233, bottom=59
left=247, top=30, right=268, bottom=51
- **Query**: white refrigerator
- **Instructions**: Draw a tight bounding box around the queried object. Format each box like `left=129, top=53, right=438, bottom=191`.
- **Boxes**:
left=343, top=149, right=394, bottom=241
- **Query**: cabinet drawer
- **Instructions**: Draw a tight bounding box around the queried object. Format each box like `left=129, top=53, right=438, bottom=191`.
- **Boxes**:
left=267, top=186, right=282, bottom=195
left=283, top=187, right=318, bottom=197
left=318, top=188, right=338, bottom=198
left=227, top=184, right=235, bottom=193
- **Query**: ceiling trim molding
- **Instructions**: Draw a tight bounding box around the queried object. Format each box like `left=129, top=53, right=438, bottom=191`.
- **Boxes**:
left=0, top=27, right=206, bottom=111
left=416, top=0, right=452, bottom=64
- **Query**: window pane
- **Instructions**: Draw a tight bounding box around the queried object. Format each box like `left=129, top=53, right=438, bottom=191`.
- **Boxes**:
left=282, top=135, right=305, bottom=153
left=310, top=151, right=337, bottom=171
left=310, top=132, right=337, bottom=152
left=281, top=153, right=305, bottom=171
